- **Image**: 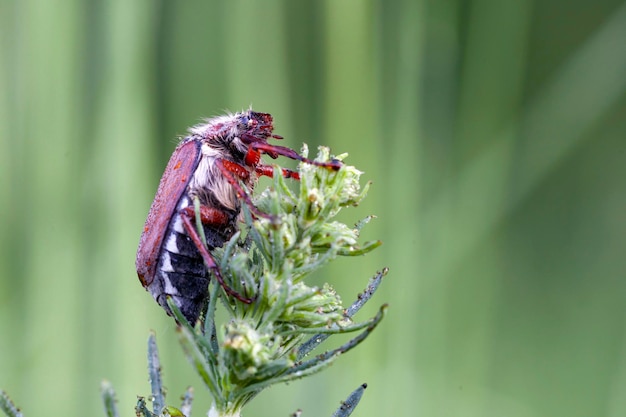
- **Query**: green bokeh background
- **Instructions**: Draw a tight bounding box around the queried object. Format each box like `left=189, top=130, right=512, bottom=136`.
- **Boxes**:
left=2, top=0, right=626, bottom=416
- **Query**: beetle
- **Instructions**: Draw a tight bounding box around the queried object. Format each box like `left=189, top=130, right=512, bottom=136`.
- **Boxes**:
left=136, top=110, right=341, bottom=325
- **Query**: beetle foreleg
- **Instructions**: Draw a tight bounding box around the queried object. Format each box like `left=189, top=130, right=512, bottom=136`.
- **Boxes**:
left=255, top=164, right=300, bottom=180
left=249, top=142, right=343, bottom=171
left=215, top=159, right=274, bottom=221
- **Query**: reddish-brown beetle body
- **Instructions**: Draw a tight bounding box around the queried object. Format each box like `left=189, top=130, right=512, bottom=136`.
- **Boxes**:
left=136, top=110, right=340, bottom=324
left=136, top=139, right=203, bottom=290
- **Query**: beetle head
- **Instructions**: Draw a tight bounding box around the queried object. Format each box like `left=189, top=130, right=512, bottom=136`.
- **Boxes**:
left=189, top=110, right=278, bottom=146
left=237, top=111, right=274, bottom=144
left=189, top=109, right=289, bottom=168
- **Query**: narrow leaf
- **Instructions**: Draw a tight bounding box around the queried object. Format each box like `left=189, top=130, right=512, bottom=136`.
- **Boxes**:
left=0, top=390, right=23, bottom=417
left=180, top=387, right=194, bottom=417
left=100, top=380, right=119, bottom=417
left=291, top=304, right=386, bottom=376
left=147, top=333, right=165, bottom=415
left=331, top=383, right=367, bottom=417
left=176, top=325, right=222, bottom=402
left=298, top=269, right=387, bottom=359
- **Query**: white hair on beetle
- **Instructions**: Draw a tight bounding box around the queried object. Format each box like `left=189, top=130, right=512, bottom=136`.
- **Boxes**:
left=187, top=109, right=260, bottom=212
left=188, top=108, right=253, bottom=139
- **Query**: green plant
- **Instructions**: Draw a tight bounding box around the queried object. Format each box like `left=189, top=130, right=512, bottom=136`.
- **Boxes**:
left=0, top=146, right=387, bottom=417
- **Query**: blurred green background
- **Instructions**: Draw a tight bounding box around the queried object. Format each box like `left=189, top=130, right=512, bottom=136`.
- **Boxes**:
left=2, top=0, right=626, bottom=416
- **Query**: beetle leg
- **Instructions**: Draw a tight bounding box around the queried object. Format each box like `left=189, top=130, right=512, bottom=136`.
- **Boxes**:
left=249, top=142, right=342, bottom=171
left=180, top=205, right=230, bottom=226
left=255, top=164, right=300, bottom=180
left=242, top=147, right=299, bottom=179
left=180, top=209, right=255, bottom=304
left=215, top=159, right=274, bottom=221
left=244, top=148, right=261, bottom=167
left=221, top=159, right=250, bottom=181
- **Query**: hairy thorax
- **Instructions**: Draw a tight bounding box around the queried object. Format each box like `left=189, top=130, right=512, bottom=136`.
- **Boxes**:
left=188, top=139, right=254, bottom=214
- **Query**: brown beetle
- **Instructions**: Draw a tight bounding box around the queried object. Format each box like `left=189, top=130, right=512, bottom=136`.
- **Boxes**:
left=136, top=110, right=340, bottom=324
